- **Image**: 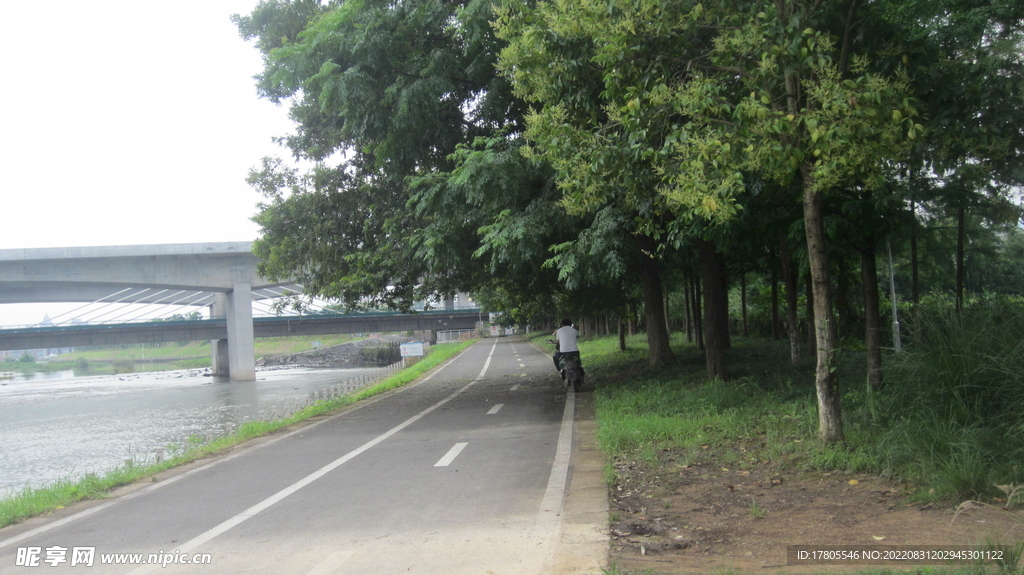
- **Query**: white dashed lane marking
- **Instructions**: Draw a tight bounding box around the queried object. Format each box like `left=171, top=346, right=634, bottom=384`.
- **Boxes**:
left=487, top=403, right=504, bottom=415
left=434, top=443, right=468, bottom=467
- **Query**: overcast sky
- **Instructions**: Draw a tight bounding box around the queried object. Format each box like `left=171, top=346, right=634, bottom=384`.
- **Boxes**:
left=1, top=1, right=298, bottom=325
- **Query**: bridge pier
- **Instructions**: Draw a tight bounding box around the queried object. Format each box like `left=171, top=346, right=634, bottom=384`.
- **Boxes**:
left=211, top=339, right=230, bottom=376
left=210, top=294, right=230, bottom=377
left=225, top=281, right=256, bottom=381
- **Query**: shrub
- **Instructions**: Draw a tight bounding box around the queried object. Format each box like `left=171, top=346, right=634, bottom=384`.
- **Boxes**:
left=112, top=360, right=135, bottom=374
left=876, top=295, right=1024, bottom=498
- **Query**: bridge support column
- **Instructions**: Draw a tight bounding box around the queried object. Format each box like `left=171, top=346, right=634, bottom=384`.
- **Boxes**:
left=412, top=330, right=437, bottom=344
left=226, top=282, right=256, bottom=381
left=210, top=294, right=229, bottom=377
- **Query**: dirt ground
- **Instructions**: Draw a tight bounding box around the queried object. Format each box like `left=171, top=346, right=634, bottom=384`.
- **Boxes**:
left=607, top=449, right=1024, bottom=574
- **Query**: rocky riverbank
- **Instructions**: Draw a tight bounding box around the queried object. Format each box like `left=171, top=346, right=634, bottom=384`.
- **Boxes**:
left=259, top=336, right=410, bottom=368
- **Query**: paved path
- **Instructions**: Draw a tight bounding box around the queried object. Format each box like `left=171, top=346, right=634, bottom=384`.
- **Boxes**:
left=0, top=338, right=607, bottom=574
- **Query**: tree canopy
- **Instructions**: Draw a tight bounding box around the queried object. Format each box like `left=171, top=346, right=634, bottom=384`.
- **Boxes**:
left=236, top=0, right=1024, bottom=441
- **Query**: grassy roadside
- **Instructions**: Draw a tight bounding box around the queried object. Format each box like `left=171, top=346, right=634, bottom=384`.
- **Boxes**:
left=531, top=331, right=868, bottom=478
left=530, top=329, right=1024, bottom=575
left=0, top=339, right=477, bottom=529
left=533, top=329, right=1024, bottom=504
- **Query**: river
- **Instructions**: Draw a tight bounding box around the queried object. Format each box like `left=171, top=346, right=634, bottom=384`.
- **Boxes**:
left=0, top=366, right=383, bottom=495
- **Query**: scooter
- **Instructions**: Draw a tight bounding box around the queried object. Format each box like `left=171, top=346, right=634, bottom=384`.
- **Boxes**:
left=549, top=341, right=583, bottom=392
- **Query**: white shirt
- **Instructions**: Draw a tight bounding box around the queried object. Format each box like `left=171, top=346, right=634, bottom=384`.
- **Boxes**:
left=554, top=326, right=579, bottom=353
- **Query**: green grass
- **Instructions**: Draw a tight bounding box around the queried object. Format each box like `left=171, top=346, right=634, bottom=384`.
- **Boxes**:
left=21, top=334, right=380, bottom=375
left=53, top=334, right=366, bottom=361
left=0, top=339, right=476, bottom=529
left=747, top=497, right=767, bottom=518
left=534, top=300, right=1024, bottom=506
left=536, top=332, right=859, bottom=474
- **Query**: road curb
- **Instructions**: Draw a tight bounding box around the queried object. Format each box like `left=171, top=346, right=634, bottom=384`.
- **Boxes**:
left=553, top=389, right=610, bottom=574
left=528, top=337, right=610, bottom=574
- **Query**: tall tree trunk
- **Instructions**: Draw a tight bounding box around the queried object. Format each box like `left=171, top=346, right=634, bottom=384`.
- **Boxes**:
left=801, top=172, right=844, bottom=443
left=664, top=285, right=672, bottom=336
left=684, top=271, right=693, bottom=343
left=806, top=272, right=815, bottom=351
left=956, top=201, right=966, bottom=314
left=911, top=195, right=919, bottom=307
left=741, top=272, right=749, bottom=337
left=771, top=265, right=780, bottom=340
left=637, top=234, right=675, bottom=366
left=862, top=236, right=883, bottom=390
left=779, top=235, right=801, bottom=364
left=699, top=239, right=728, bottom=379
left=692, top=273, right=705, bottom=351
left=720, top=264, right=731, bottom=350
left=835, top=255, right=853, bottom=339
left=618, top=313, right=627, bottom=351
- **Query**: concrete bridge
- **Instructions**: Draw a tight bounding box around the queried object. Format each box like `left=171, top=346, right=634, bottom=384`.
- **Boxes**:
left=0, top=243, right=481, bottom=381
left=0, top=310, right=483, bottom=352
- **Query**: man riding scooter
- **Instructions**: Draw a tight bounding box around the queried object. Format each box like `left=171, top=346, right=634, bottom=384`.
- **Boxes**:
left=551, top=318, right=584, bottom=379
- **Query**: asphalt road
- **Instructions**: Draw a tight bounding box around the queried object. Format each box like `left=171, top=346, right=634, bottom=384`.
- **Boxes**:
left=0, top=337, right=588, bottom=575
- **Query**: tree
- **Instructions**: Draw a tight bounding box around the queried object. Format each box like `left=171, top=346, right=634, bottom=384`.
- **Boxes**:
left=890, top=0, right=1024, bottom=312
left=237, top=0, right=639, bottom=329
left=495, top=0, right=682, bottom=366
left=498, top=0, right=922, bottom=439
left=235, top=0, right=533, bottom=310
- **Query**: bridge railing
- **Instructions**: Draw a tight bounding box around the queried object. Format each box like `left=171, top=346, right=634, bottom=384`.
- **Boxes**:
left=0, top=308, right=484, bottom=332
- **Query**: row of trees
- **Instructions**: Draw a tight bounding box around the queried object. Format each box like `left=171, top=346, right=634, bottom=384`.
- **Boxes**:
left=234, top=0, right=1024, bottom=442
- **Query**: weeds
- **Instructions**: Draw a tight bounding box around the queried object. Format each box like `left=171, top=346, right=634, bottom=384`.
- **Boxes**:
left=987, top=539, right=1024, bottom=572
left=601, top=561, right=653, bottom=575
left=747, top=498, right=767, bottom=518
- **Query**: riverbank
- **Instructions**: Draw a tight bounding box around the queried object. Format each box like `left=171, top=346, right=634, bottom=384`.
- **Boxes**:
left=1, top=334, right=382, bottom=376
left=0, top=339, right=476, bottom=529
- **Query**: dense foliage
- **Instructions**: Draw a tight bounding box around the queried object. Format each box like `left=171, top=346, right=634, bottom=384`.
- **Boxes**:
left=236, top=0, right=1024, bottom=440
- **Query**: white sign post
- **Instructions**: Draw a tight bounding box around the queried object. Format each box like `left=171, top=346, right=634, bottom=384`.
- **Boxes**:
left=400, top=342, right=425, bottom=357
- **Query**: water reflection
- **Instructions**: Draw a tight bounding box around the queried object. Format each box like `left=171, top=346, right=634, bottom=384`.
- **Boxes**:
left=0, top=369, right=77, bottom=381
left=0, top=366, right=380, bottom=494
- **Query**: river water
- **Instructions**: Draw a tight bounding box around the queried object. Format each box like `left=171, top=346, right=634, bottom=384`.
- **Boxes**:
left=0, top=366, right=382, bottom=495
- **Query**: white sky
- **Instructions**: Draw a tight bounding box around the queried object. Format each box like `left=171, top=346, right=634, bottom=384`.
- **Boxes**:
left=1, top=1, right=298, bottom=326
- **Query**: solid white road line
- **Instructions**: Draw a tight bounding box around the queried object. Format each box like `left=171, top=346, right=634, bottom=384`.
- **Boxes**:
left=538, top=390, right=574, bottom=517
left=434, top=442, right=469, bottom=467
left=123, top=338, right=500, bottom=575
left=535, top=388, right=576, bottom=570
left=305, top=551, right=354, bottom=575
left=487, top=403, right=504, bottom=415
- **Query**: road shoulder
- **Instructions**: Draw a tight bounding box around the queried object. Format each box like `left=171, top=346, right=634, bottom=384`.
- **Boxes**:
left=552, top=388, right=609, bottom=574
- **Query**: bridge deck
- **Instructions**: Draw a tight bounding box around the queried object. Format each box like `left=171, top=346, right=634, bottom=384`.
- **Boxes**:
left=0, top=310, right=485, bottom=351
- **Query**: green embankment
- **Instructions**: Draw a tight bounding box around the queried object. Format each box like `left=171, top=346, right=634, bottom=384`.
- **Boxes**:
left=0, top=338, right=476, bottom=529
left=2, top=334, right=369, bottom=375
